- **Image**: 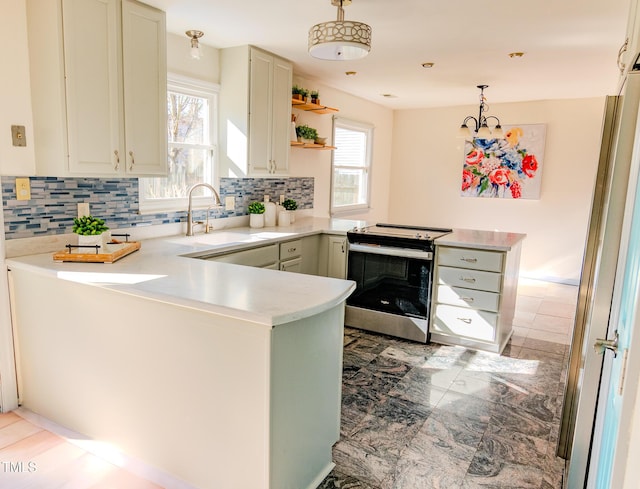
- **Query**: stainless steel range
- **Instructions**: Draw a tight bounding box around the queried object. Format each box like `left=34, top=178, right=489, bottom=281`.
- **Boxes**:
left=345, top=223, right=452, bottom=343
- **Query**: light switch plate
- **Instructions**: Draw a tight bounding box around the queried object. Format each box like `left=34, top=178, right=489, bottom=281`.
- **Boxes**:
left=225, top=196, right=235, bottom=211
left=77, top=202, right=90, bottom=217
left=15, top=178, right=31, bottom=200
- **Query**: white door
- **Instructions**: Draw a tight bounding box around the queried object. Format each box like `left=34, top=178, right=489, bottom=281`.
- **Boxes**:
left=587, top=115, right=640, bottom=488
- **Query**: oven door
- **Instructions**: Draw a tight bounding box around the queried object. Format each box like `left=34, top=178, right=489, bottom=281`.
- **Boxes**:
left=346, top=243, right=434, bottom=319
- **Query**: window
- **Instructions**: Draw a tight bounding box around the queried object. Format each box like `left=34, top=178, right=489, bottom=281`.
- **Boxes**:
left=331, top=117, right=373, bottom=214
left=139, top=74, right=219, bottom=212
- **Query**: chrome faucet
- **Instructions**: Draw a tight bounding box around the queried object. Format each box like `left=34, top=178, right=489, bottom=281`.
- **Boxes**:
left=186, top=183, right=222, bottom=236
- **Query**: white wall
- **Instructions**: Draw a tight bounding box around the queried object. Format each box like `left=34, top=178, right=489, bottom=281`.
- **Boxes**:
left=289, top=76, right=394, bottom=222
left=0, top=0, right=30, bottom=411
left=389, top=98, right=606, bottom=284
left=0, top=0, right=35, bottom=176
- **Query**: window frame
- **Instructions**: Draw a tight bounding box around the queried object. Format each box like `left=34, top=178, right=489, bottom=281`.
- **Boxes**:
left=330, top=116, right=374, bottom=215
left=139, top=73, right=220, bottom=214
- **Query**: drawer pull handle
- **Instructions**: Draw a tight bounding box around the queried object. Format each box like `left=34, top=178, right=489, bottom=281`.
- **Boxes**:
left=461, top=257, right=477, bottom=263
left=462, top=297, right=474, bottom=303
left=457, top=317, right=472, bottom=324
left=460, top=277, right=476, bottom=283
left=288, top=247, right=297, bottom=253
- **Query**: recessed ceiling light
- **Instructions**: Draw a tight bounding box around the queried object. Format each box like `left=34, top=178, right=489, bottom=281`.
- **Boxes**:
left=421, top=62, right=434, bottom=68
left=345, top=71, right=357, bottom=76
left=508, top=52, right=525, bottom=58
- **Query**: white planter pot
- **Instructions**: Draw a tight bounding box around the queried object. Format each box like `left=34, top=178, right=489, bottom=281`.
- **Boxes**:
left=249, top=213, right=264, bottom=228
left=76, top=231, right=111, bottom=253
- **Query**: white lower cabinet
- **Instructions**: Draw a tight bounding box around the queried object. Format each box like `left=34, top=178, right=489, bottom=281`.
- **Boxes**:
left=204, top=236, right=320, bottom=274
left=326, top=236, right=348, bottom=279
left=206, top=244, right=279, bottom=268
left=431, top=243, right=522, bottom=353
left=280, top=257, right=302, bottom=273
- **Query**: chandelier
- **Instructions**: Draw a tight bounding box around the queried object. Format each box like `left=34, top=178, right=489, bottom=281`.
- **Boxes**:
left=308, top=0, right=371, bottom=61
left=458, top=85, right=504, bottom=139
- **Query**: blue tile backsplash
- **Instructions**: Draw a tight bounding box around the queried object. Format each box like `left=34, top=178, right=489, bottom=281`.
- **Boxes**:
left=1, top=176, right=314, bottom=240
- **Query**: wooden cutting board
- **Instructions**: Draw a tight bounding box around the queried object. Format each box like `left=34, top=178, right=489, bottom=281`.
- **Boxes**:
left=53, top=241, right=141, bottom=264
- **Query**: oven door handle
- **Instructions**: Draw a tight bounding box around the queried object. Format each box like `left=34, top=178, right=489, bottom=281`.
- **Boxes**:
left=348, top=243, right=433, bottom=260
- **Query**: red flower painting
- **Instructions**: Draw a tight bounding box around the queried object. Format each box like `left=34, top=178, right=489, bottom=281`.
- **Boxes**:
left=461, top=124, right=545, bottom=199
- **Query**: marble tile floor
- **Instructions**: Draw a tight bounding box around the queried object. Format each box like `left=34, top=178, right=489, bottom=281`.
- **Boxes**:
left=318, top=279, right=577, bottom=489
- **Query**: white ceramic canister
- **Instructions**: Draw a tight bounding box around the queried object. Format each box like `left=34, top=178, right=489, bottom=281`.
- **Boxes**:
left=278, top=210, right=291, bottom=227
left=264, top=201, right=277, bottom=227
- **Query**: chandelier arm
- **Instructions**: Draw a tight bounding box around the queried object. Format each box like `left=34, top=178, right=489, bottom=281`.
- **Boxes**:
left=462, top=116, right=479, bottom=131
left=484, top=115, right=502, bottom=127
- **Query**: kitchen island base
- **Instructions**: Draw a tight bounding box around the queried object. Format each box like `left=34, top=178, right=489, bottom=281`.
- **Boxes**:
left=9, top=267, right=345, bottom=489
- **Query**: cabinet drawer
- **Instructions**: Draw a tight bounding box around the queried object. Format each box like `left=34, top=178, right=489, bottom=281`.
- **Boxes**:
left=438, top=247, right=504, bottom=272
left=208, top=244, right=278, bottom=267
left=280, top=257, right=302, bottom=273
left=437, top=266, right=502, bottom=292
left=431, top=304, right=497, bottom=342
left=280, top=239, right=302, bottom=260
left=436, top=285, right=500, bottom=312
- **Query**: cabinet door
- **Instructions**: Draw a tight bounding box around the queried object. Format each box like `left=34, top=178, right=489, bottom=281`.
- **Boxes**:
left=206, top=244, right=279, bottom=268
left=121, top=0, right=167, bottom=176
left=270, top=56, right=292, bottom=174
left=280, top=257, right=302, bottom=273
left=248, top=48, right=291, bottom=176
left=327, top=237, right=347, bottom=279
left=63, top=0, right=122, bottom=174
left=248, top=49, right=273, bottom=175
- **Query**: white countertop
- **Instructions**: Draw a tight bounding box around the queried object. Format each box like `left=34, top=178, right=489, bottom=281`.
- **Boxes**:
left=435, top=228, right=526, bottom=251
left=6, top=218, right=525, bottom=327
left=6, top=218, right=363, bottom=327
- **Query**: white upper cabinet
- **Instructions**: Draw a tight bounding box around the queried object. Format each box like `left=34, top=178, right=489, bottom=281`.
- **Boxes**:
left=621, top=0, right=640, bottom=78
left=219, top=45, right=292, bottom=177
left=27, top=0, right=167, bottom=177
left=121, top=0, right=167, bottom=175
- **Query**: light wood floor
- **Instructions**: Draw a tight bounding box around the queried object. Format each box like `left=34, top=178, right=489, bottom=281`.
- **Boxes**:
left=0, top=411, right=163, bottom=488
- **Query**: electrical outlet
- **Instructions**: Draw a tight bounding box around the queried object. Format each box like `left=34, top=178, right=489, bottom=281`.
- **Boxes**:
left=11, top=125, right=27, bottom=147
left=225, top=196, right=235, bottom=211
left=77, top=202, right=90, bottom=217
left=15, top=178, right=31, bottom=200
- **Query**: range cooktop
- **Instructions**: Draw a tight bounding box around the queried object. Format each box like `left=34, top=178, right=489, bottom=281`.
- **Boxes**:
left=347, top=223, right=453, bottom=251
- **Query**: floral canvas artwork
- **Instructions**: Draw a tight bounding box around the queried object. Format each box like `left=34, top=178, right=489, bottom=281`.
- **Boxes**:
left=461, top=124, right=546, bottom=199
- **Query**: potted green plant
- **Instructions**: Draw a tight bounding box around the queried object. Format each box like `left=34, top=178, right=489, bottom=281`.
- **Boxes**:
left=248, top=201, right=265, bottom=228
left=310, top=90, right=319, bottom=104
left=295, top=124, right=318, bottom=144
left=292, top=85, right=305, bottom=101
left=300, top=87, right=310, bottom=102
left=73, top=215, right=110, bottom=252
left=282, top=198, right=298, bottom=223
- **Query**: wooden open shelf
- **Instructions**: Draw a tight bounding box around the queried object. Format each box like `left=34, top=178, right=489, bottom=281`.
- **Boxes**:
left=290, top=141, right=336, bottom=150
left=291, top=98, right=339, bottom=115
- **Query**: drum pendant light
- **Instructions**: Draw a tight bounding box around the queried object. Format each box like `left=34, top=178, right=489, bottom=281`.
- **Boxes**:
left=308, top=0, right=371, bottom=61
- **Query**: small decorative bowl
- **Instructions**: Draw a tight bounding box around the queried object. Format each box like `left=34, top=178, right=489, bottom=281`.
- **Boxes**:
left=314, top=137, right=327, bottom=145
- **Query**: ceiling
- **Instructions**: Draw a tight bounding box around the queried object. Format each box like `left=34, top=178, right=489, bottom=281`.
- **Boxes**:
left=144, top=0, right=632, bottom=110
